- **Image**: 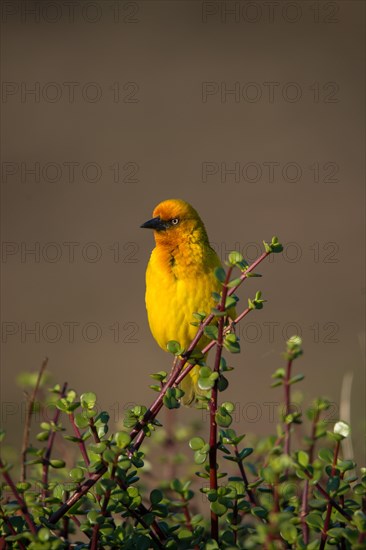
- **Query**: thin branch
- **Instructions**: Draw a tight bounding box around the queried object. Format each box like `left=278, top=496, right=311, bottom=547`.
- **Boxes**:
left=181, top=494, right=193, bottom=532
left=21, top=357, right=48, bottom=481
left=302, top=468, right=351, bottom=522
left=42, top=382, right=68, bottom=502
left=234, top=445, right=257, bottom=506
left=283, top=358, right=293, bottom=456
left=114, top=478, right=165, bottom=548
left=0, top=459, right=37, bottom=534
left=209, top=266, right=232, bottom=541
left=300, top=407, right=320, bottom=544
left=68, top=412, right=90, bottom=468
left=319, top=439, right=341, bottom=550
left=0, top=505, right=27, bottom=550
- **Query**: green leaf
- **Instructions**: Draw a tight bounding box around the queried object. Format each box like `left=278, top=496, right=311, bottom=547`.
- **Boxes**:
left=204, top=325, right=219, bottom=340
left=74, top=412, right=89, bottom=429
left=353, top=510, right=366, bottom=532
left=166, top=340, right=183, bottom=355
left=225, top=296, right=237, bottom=310
left=210, top=500, right=227, bottom=516
left=285, top=335, right=303, bottom=359
left=178, top=529, right=193, bottom=540
left=271, top=380, right=283, bottom=388
left=49, top=459, right=65, bottom=469
left=239, top=448, right=253, bottom=460
left=263, top=236, right=283, bottom=254
left=36, top=431, right=50, bottom=441
left=217, top=375, right=229, bottom=392
left=298, top=451, right=309, bottom=468
left=318, top=447, right=334, bottom=464
left=251, top=506, right=268, bottom=520
left=227, top=277, right=242, bottom=288
left=205, top=540, right=220, bottom=550
left=228, top=251, right=244, bottom=266
left=214, top=267, right=226, bottom=283
left=280, top=522, right=297, bottom=544
left=89, top=442, right=106, bottom=454
left=189, top=437, right=205, bottom=451
left=327, top=476, right=340, bottom=494
left=216, top=408, right=232, bottom=428
left=327, top=527, right=346, bottom=539
left=272, top=368, right=285, bottom=379
left=306, top=512, right=323, bottom=530
left=194, top=450, right=207, bottom=465
left=150, top=489, right=163, bottom=505
left=223, top=333, right=240, bottom=353
left=81, top=392, right=97, bottom=410
left=114, top=431, right=131, bottom=449
left=38, top=528, right=50, bottom=542
left=163, top=393, right=180, bottom=409
left=150, top=371, right=167, bottom=381
left=69, top=467, right=84, bottom=482
left=290, top=373, right=305, bottom=384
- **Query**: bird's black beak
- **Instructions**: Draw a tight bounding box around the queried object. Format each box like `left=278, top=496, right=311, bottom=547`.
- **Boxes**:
left=140, top=216, right=166, bottom=231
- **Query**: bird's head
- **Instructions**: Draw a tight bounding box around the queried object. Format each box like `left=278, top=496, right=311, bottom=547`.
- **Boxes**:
left=141, top=199, right=209, bottom=246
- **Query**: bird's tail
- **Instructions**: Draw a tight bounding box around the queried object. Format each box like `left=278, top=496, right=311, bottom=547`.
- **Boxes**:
left=179, top=364, right=207, bottom=406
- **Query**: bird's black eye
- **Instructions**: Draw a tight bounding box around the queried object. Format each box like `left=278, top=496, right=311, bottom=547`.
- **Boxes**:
left=171, top=218, right=179, bottom=225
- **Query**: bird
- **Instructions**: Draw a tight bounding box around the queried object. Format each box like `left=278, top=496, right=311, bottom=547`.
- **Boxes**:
left=141, top=199, right=234, bottom=405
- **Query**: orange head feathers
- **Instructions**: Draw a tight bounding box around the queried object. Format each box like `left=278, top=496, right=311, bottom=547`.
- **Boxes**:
left=140, top=199, right=209, bottom=248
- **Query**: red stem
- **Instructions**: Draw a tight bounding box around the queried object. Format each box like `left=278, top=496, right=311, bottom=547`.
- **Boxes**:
left=21, top=357, right=48, bottom=482
left=300, top=408, right=321, bottom=544
left=42, top=382, right=68, bottom=501
left=283, top=359, right=293, bottom=456
left=68, top=412, right=90, bottom=468
left=0, top=505, right=27, bottom=550
left=319, top=440, right=341, bottom=550
left=0, top=459, right=37, bottom=534
left=209, top=267, right=232, bottom=541
left=234, top=445, right=257, bottom=506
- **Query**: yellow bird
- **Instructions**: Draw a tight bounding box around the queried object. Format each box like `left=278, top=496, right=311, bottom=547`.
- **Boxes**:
left=141, top=199, right=232, bottom=405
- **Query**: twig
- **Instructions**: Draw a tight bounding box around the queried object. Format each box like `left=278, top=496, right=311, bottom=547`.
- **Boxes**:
left=0, top=459, right=37, bottom=534
left=181, top=494, right=193, bottom=532
left=300, top=407, right=320, bottom=544
left=234, top=445, right=257, bottom=506
left=114, top=477, right=165, bottom=548
left=42, top=382, right=68, bottom=502
left=319, top=439, right=341, bottom=550
left=209, top=266, right=232, bottom=541
left=21, top=357, right=48, bottom=481
left=302, top=468, right=351, bottom=522
left=0, top=505, right=27, bottom=550
left=68, top=412, right=90, bottom=469
left=61, top=490, right=70, bottom=544
left=283, top=358, right=293, bottom=456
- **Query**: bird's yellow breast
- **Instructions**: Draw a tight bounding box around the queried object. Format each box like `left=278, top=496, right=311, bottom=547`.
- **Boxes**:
left=145, top=242, right=222, bottom=352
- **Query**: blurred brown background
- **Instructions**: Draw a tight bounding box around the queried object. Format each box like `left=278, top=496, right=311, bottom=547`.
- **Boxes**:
left=1, top=1, right=365, bottom=465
